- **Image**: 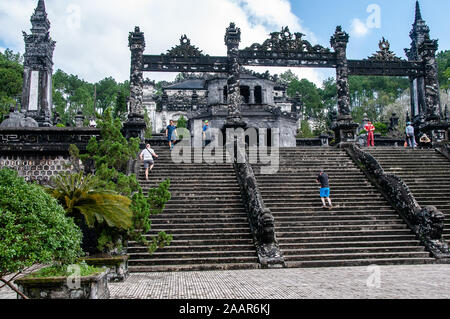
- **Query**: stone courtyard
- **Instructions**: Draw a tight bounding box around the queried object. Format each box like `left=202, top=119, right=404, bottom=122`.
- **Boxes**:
left=4, top=264, right=448, bottom=299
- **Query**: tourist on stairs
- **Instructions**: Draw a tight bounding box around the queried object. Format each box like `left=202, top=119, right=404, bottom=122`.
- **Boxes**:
left=316, top=169, right=333, bottom=209
left=405, top=122, right=417, bottom=149
left=166, top=120, right=178, bottom=151
left=140, top=144, right=158, bottom=181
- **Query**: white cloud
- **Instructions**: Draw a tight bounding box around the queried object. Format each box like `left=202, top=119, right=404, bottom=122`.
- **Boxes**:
left=350, top=18, right=369, bottom=38
left=0, top=0, right=325, bottom=85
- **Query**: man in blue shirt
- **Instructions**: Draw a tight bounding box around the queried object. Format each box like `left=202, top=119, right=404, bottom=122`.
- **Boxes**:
left=202, top=120, right=211, bottom=146
left=166, top=120, right=178, bottom=150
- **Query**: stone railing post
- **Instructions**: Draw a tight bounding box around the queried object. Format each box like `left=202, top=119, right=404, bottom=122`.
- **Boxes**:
left=330, top=26, right=358, bottom=145
left=124, top=26, right=147, bottom=140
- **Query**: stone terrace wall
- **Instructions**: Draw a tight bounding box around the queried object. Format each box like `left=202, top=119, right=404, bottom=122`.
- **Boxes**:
left=0, top=127, right=100, bottom=184
left=0, top=154, right=74, bottom=184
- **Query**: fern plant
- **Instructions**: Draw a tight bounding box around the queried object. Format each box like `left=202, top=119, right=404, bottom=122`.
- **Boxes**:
left=46, top=172, right=133, bottom=230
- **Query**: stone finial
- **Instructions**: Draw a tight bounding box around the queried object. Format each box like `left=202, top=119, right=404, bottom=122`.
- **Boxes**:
left=330, top=26, right=349, bottom=49
left=415, top=0, right=423, bottom=22
left=225, top=22, right=241, bottom=46
left=31, top=0, right=50, bottom=35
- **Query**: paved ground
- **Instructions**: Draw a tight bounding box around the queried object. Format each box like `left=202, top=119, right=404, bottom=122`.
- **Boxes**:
left=2, top=264, right=449, bottom=299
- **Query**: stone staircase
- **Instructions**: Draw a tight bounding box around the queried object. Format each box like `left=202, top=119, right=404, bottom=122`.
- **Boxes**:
left=127, top=146, right=259, bottom=272
left=252, top=147, right=434, bottom=268
left=366, top=147, right=450, bottom=243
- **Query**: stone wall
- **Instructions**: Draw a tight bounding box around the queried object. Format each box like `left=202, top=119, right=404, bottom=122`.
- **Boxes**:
left=0, top=154, right=74, bottom=184
left=0, top=127, right=99, bottom=184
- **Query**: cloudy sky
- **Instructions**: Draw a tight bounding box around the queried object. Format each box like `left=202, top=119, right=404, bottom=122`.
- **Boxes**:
left=0, top=0, right=449, bottom=87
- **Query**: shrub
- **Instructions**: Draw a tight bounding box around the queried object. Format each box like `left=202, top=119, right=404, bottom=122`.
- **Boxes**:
left=76, top=107, right=172, bottom=254
left=0, top=169, right=83, bottom=297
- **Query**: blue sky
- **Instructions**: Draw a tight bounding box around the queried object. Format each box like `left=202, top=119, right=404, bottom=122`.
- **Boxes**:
left=290, top=0, right=450, bottom=60
left=0, top=0, right=448, bottom=86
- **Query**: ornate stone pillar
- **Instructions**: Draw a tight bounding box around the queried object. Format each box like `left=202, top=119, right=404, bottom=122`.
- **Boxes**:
left=406, top=1, right=430, bottom=122
left=419, top=37, right=441, bottom=121
left=419, top=37, right=449, bottom=143
left=22, top=0, right=55, bottom=127
left=124, top=26, right=147, bottom=140
left=224, top=23, right=245, bottom=127
left=330, top=26, right=358, bottom=144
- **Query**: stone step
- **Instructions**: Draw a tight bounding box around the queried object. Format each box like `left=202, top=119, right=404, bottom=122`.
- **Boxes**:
left=285, top=257, right=434, bottom=268
left=151, top=218, right=249, bottom=225
left=276, top=229, right=413, bottom=238
left=143, top=233, right=252, bottom=240
left=266, top=204, right=395, bottom=210
left=275, top=224, right=408, bottom=233
left=127, top=244, right=256, bottom=253
left=276, top=219, right=405, bottom=227
left=148, top=225, right=251, bottom=232
left=129, top=263, right=260, bottom=272
left=277, top=234, right=417, bottom=243
left=272, top=213, right=401, bottom=220
left=279, top=240, right=422, bottom=249
left=259, top=186, right=376, bottom=191
left=129, top=238, right=254, bottom=246
left=162, top=208, right=246, bottom=213
left=272, top=207, right=398, bottom=218
left=128, top=250, right=257, bottom=260
left=151, top=213, right=248, bottom=219
left=264, top=197, right=385, bottom=203
left=167, top=195, right=243, bottom=201
left=164, top=203, right=244, bottom=209
left=284, top=251, right=430, bottom=262
left=282, top=246, right=426, bottom=256
left=128, top=256, right=259, bottom=266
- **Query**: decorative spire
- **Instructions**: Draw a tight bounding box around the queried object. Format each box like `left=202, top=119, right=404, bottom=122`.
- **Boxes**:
left=30, top=0, right=50, bottom=35
left=415, top=1, right=422, bottom=22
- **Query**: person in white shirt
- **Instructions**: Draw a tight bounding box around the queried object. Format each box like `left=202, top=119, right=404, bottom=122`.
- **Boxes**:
left=139, top=144, right=158, bottom=180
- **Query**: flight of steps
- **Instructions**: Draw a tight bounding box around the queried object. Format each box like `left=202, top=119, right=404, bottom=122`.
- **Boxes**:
left=367, top=147, right=450, bottom=243
left=127, top=146, right=259, bottom=272
left=252, top=147, right=434, bottom=268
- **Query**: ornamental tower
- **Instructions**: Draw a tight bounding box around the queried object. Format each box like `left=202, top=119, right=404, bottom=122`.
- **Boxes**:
left=21, top=0, right=55, bottom=127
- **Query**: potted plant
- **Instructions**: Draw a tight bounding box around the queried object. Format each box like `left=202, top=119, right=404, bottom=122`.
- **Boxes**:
left=0, top=169, right=108, bottom=299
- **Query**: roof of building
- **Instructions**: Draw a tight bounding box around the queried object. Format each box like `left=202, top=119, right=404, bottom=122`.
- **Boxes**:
left=164, top=79, right=206, bottom=90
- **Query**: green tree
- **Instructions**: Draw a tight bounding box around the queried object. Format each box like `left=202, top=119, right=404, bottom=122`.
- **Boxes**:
left=437, top=50, right=450, bottom=92
left=79, top=108, right=172, bottom=254
left=0, top=169, right=83, bottom=298
left=177, top=115, right=187, bottom=128
left=0, top=49, right=23, bottom=121
left=95, top=77, right=118, bottom=113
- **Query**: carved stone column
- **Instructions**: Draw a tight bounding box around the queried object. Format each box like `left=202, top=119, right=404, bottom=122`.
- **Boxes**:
left=419, top=37, right=441, bottom=122
left=124, top=26, right=147, bottom=140
left=224, top=23, right=245, bottom=127
left=330, top=26, right=358, bottom=144
left=418, top=36, right=449, bottom=143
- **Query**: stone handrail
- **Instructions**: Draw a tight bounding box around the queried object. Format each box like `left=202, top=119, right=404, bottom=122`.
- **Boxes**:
left=233, top=151, right=285, bottom=268
left=345, top=144, right=449, bottom=259
left=436, top=144, right=450, bottom=161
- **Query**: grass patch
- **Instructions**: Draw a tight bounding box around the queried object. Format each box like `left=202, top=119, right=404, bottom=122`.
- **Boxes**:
left=30, top=262, right=104, bottom=278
